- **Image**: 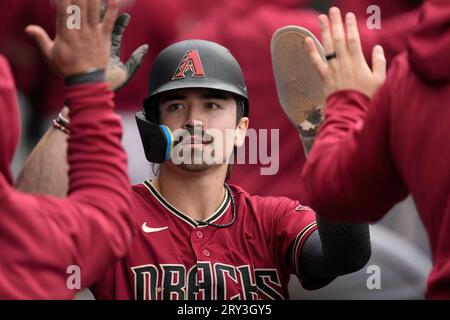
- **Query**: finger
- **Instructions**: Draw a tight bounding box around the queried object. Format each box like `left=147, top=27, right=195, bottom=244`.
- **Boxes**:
left=102, top=0, right=120, bottom=35
left=56, top=0, right=71, bottom=35
left=371, top=45, right=386, bottom=81
left=87, top=0, right=101, bottom=27
left=100, top=0, right=108, bottom=21
left=345, top=12, right=364, bottom=59
left=305, top=38, right=328, bottom=79
left=318, top=14, right=334, bottom=55
left=125, top=44, right=149, bottom=76
left=74, top=0, right=88, bottom=30
left=25, top=25, right=53, bottom=60
left=111, top=13, right=131, bottom=57
left=329, top=7, right=347, bottom=56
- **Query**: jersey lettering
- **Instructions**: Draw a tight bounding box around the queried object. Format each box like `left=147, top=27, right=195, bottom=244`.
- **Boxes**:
left=132, top=263, right=282, bottom=300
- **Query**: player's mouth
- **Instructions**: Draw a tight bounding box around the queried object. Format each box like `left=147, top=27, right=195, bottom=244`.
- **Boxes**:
left=187, top=136, right=212, bottom=145
left=176, top=134, right=214, bottom=146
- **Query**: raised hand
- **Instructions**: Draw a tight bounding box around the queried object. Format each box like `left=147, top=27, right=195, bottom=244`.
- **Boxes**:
left=106, top=13, right=149, bottom=92
left=25, top=0, right=120, bottom=79
left=306, top=7, right=387, bottom=98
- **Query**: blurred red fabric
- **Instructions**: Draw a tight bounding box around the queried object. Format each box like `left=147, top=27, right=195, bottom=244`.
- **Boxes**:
left=0, top=0, right=185, bottom=114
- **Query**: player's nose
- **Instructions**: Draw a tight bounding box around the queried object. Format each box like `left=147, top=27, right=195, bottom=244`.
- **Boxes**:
left=183, top=119, right=205, bottom=135
left=183, top=104, right=207, bottom=130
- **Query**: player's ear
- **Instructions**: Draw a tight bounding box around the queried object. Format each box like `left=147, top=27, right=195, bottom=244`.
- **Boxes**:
left=234, top=117, right=248, bottom=147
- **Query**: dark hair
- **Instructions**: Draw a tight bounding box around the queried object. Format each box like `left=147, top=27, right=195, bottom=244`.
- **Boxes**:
left=225, top=96, right=246, bottom=181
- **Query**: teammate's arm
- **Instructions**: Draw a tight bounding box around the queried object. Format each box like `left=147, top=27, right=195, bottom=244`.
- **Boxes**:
left=16, top=11, right=148, bottom=196
left=300, top=7, right=408, bottom=220
left=1, top=0, right=134, bottom=298
left=15, top=108, right=69, bottom=196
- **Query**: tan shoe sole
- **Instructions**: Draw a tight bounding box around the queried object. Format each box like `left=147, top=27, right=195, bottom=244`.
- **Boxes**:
left=271, top=26, right=326, bottom=149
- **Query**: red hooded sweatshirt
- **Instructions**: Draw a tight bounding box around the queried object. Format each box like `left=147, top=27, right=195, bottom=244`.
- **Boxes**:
left=300, top=0, right=450, bottom=299
left=0, top=55, right=134, bottom=299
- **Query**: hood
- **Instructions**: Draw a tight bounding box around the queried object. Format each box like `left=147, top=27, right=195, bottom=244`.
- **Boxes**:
left=408, top=0, right=450, bottom=82
left=0, top=55, right=20, bottom=185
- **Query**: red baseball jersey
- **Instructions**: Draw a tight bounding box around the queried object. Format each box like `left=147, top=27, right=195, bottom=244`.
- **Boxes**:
left=92, top=181, right=317, bottom=300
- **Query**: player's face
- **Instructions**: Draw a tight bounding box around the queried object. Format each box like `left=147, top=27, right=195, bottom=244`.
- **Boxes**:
left=158, top=88, right=248, bottom=173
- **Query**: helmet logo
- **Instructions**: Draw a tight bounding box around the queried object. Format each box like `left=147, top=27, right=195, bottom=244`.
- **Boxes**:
left=172, top=50, right=205, bottom=80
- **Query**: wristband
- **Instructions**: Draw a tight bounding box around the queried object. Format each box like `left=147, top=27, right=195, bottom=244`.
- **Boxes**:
left=64, top=69, right=105, bottom=86
left=52, top=119, right=70, bottom=135
left=57, top=112, right=70, bottom=128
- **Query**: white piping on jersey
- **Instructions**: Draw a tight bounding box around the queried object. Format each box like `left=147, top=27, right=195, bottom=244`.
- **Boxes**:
left=143, top=179, right=231, bottom=229
left=291, top=221, right=318, bottom=278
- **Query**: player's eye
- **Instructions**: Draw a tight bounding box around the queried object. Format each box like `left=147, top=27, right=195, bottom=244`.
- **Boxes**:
left=206, top=102, right=221, bottom=110
left=167, top=103, right=184, bottom=112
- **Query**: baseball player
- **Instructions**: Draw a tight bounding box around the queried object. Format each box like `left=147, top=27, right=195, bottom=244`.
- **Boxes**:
left=21, top=24, right=372, bottom=297
left=301, top=4, right=450, bottom=299
left=0, top=0, right=135, bottom=299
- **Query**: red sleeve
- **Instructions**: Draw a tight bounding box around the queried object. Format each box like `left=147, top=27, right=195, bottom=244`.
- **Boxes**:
left=300, top=68, right=408, bottom=222
left=272, top=199, right=317, bottom=285
left=0, top=82, right=134, bottom=299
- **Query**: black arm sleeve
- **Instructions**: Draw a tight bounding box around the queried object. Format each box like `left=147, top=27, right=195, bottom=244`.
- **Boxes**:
left=298, top=217, right=371, bottom=289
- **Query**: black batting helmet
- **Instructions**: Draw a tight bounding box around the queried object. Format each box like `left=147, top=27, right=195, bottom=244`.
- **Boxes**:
left=142, top=39, right=249, bottom=121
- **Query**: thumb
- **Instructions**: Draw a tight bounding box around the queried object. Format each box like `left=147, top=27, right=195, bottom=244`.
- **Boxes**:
left=371, top=45, right=386, bottom=82
left=25, top=25, right=53, bottom=60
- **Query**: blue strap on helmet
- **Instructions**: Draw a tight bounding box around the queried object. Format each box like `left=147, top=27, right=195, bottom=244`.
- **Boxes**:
left=159, top=125, right=173, bottom=161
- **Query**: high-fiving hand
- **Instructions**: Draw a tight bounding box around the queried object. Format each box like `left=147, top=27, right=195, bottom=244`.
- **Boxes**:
left=306, top=7, right=387, bottom=99
left=25, top=0, right=119, bottom=79
left=106, top=13, right=149, bottom=92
